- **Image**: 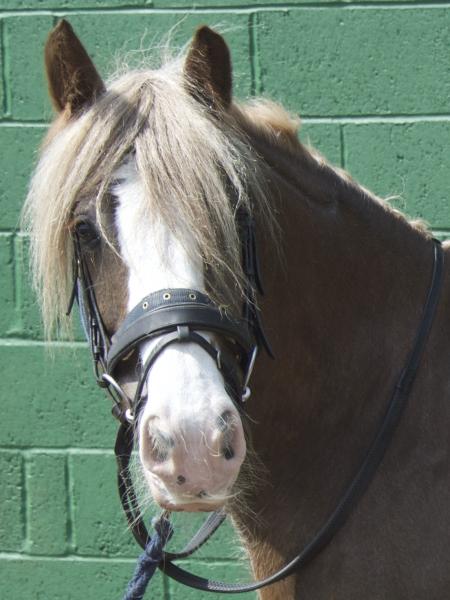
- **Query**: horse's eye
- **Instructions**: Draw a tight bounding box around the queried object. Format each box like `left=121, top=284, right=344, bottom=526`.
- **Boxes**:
left=74, top=219, right=100, bottom=248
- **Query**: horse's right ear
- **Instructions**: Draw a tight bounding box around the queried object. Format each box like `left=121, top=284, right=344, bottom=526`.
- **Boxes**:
left=44, top=20, right=105, bottom=116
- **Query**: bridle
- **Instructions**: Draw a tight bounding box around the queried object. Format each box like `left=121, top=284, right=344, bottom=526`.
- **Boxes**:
left=68, top=206, right=444, bottom=593
left=67, top=209, right=274, bottom=549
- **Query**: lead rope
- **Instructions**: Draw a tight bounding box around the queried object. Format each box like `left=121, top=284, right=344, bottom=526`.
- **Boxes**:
left=123, top=515, right=173, bottom=600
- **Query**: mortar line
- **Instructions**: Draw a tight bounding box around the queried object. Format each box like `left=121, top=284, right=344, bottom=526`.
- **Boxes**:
left=339, top=124, right=345, bottom=169
left=0, top=551, right=139, bottom=563
left=0, top=550, right=240, bottom=563
left=6, top=232, right=17, bottom=323
left=12, top=234, right=23, bottom=336
left=21, top=453, right=30, bottom=553
left=1, top=20, right=12, bottom=118
left=3, top=115, right=450, bottom=126
left=0, top=121, right=48, bottom=126
left=301, top=114, right=450, bottom=123
left=3, top=446, right=115, bottom=454
left=65, top=454, right=75, bottom=553
left=0, top=20, right=8, bottom=117
left=2, top=3, right=450, bottom=15
left=163, top=572, right=171, bottom=600
left=0, top=337, right=87, bottom=346
left=248, top=12, right=261, bottom=97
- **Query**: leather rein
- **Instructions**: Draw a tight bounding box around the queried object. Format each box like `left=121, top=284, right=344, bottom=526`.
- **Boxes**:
left=68, top=214, right=444, bottom=593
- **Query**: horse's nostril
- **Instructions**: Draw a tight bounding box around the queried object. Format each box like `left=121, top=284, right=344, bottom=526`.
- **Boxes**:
left=222, top=445, right=235, bottom=460
left=217, top=410, right=233, bottom=432
left=216, top=410, right=238, bottom=460
left=177, top=475, right=186, bottom=485
left=153, top=448, right=169, bottom=462
left=148, top=426, right=175, bottom=464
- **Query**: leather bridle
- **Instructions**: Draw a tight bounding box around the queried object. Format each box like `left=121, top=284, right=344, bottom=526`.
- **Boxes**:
left=68, top=209, right=444, bottom=593
left=67, top=209, right=273, bottom=550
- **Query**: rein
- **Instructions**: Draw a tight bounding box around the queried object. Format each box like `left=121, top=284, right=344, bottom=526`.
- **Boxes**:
left=69, top=220, right=444, bottom=593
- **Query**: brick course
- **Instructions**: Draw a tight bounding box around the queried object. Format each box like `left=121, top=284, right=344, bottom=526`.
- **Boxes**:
left=1, top=2, right=448, bottom=599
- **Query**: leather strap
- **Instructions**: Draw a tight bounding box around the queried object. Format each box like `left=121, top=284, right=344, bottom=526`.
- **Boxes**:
left=107, top=290, right=253, bottom=373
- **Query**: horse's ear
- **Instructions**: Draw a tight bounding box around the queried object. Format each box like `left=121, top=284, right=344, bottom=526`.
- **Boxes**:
left=184, top=26, right=232, bottom=109
left=44, top=19, right=105, bottom=115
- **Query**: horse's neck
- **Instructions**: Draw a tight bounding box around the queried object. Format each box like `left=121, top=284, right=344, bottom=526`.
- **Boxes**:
left=234, top=135, right=435, bottom=590
left=256, top=134, right=433, bottom=380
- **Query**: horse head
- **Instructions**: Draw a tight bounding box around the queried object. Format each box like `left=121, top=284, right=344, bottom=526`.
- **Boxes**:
left=26, top=20, right=276, bottom=514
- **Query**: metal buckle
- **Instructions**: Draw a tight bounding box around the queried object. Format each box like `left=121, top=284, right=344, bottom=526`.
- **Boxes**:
left=124, top=408, right=135, bottom=423
left=101, top=373, right=133, bottom=413
left=241, top=386, right=251, bottom=402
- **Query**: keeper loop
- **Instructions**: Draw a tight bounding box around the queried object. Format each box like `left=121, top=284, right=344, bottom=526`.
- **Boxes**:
left=177, top=325, right=190, bottom=340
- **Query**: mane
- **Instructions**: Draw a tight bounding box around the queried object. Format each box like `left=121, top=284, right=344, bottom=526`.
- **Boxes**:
left=236, top=99, right=432, bottom=241
left=23, top=56, right=275, bottom=338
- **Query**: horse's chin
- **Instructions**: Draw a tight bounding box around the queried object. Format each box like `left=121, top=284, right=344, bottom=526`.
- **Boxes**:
left=156, top=499, right=225, bottom=513
left=150, top=485, right=229, bottom=512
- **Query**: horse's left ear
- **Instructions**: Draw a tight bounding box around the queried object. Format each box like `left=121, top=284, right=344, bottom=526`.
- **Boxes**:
left=184, top=26, right=232, bottom=110
left=44, top=19, right=105, bottom=115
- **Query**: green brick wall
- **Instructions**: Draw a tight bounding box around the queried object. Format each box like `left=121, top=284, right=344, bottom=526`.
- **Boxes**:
left=0, top=2, right=449, bottom=599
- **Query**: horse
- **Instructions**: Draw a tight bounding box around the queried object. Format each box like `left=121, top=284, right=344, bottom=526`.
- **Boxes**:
left=23, top=19, right=450, bottom=599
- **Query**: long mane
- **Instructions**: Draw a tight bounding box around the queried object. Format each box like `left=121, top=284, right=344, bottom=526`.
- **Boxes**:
left=23, top=57, right=279, bottom=337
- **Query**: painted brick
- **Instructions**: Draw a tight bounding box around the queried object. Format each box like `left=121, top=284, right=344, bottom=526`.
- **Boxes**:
left=299, top=123, right=341, bottom=167
left=65, top=13, right=252, bottom=102
left=14, top=234, right=44, bottom=339
left=258, top=9, right=450, bottom=117
left=0, top=126, right=45, bottom=230
left=0, top=451, right=24, bottom=552
left=167, top=559, right=256, bottom=599
left=0, top=558, right=164, bottom=600
left=13, top=229, right=106, bottom=342
left=0, top=234, right=16, bottom=337
left=6, top=15, right=54, bottom=121
left=26, top=452, right=68, bottom=555
left=0, top=345, right=116, bottom=448
left=70, top=453, right=138, bottom=557
left=343, top=122, right=450, bottom=228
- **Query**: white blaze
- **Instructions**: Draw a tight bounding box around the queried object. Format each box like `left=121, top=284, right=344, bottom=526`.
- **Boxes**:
left=113, top=159, right=246, bottom=511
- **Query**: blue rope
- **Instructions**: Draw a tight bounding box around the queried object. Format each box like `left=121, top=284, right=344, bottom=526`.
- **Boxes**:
left=123, top=516, right=173, bottom=600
